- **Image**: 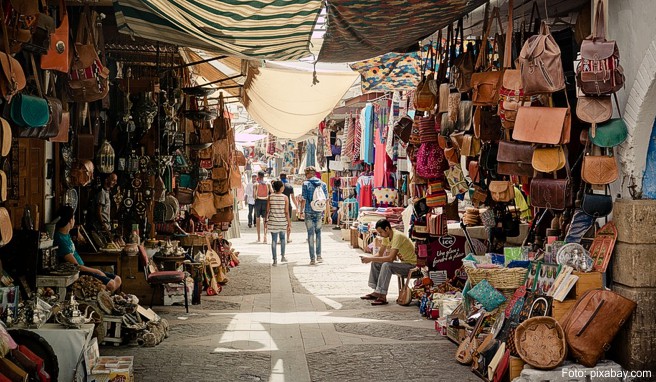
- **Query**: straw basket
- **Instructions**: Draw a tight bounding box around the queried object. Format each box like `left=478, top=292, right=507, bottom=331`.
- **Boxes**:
left=465, top=267, right=527, bottom=289
left=514, top=316, right=567, bottom=369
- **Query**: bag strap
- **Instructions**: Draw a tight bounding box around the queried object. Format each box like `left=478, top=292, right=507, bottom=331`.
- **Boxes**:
left=0, top=6, right=16, bottom=90
left=528, top=296, right=549, bottom=317
left=475, top=6, right=502, bottom=70
left=503, top=0, right=514, bottom=69
left=592, top=0, right=606, bottom=40
left=29, top=54, right=44, bottom=98
left=529, top=0, right=541, bottom=34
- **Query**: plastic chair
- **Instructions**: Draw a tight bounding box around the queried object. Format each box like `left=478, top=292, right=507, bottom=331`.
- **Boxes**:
left=139, top=246, right=189, bottom=313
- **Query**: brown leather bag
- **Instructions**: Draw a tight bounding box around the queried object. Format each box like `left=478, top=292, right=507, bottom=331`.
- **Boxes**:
left=471, top=7, right=504, bottom=106
left=414, top=78, right=436, bottom=112
left=191, top=191, right=216, bottom=218
left=460, top=134, right=481, bottom=157
left=0, top=170, right=6, bottom=202
left=444, top=146, right=460, bottom=166
left=513, top=104, right=571, bottom=145
left=474, top=107, right=503, bottom=142
left=560, top=289, right=636, bottom=367
left=1, top=118, right=12, bottom=156
left=518, top=21, right=566, bottom=95
left=211, top=207, right=234, bottom=224
left=468, top=161, right=480, bottom=183
left=581, top=154, right=618, bottom=185
left=489, top=180, right=515, bottom=202
left=532, top=146, right=566, bottom=173
left=0, top=207, right=11, bottom=247
left=530, top=159, right=573, bottom=210
left=40, top=0, right=69, bottom=73
left=213, top=192, right=233, bottom=209
left=198, top=180, right=213, bottom=193
left=576, top=95, right=612, bottom=124
left=577, top=0, right=624, bottom=96
left=70, top=160, right=94, bottom=186
left=0, top=6, right=26, bottom=102
left=497, top=141, right=534, bottom=177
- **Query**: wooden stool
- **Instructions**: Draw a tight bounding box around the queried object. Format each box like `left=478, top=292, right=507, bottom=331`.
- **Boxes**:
left=102, top=315, right=124, bottom=346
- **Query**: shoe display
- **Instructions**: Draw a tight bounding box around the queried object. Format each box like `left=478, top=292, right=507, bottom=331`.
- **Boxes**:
left=316, top=256, right=323, bottom=263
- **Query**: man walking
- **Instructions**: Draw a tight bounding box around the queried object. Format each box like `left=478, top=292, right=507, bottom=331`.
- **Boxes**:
left=360, top=219, right=416, bottom=305
left=301, top=167, right=328, bottom=265
left=280, top=172, right=299, bottom=243
left=254, top=171, right=272, bottom=243
left=245, top=174, right=257, bottom=228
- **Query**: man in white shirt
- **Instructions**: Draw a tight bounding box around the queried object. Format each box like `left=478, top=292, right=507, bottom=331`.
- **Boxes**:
left=245, top=174, right=257, bottom=228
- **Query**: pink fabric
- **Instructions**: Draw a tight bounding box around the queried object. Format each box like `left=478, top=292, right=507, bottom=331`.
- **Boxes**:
left=373, top=124, right=388, bottom=188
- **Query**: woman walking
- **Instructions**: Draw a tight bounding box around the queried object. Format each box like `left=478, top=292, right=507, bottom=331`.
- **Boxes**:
left=266, top=180, right=290, bottom=265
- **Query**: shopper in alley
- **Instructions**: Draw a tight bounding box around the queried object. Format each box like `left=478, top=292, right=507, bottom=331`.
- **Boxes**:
left=254, top=171, right=272, bottom=243
left=245, top=174, right=257, bottom=228
left=360, top=218, right=416, bottom=305
left=279, top=172, right=299, bottom=243
left=301, top=166, right=328, bottom=265
left=266, top=180, right=290, bottom=266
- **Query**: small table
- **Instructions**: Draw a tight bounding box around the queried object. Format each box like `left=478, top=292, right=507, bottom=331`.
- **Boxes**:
left=153, top=254, right=186, bottom=271
left=36, top=273, right=79, bottom=302
left=79, top=251, right=122, bottom=277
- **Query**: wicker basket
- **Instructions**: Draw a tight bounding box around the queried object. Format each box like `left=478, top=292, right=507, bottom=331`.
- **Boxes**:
left=466, top=267, right=527, bottom=290
left=514, top=316, right=567, bottom=370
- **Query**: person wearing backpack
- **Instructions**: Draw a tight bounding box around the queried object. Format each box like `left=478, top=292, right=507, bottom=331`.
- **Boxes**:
left=254, top=171, right=272, bottom=243
left=301, top=166, right=329, bottom=265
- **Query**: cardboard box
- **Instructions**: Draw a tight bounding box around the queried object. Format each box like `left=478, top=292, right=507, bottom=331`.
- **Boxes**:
left=571, top=271, right=603, bottom=299
left=509, top=356, right=525, bottom=380
left=85, top=339, right=134, bottom=382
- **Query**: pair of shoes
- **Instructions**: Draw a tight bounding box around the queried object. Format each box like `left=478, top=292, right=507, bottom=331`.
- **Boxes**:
left=272, top=260, right=277, bottom=266
left=360, top=293, right=377, bottom=300
left=248, top=224, right=252, bottom=228
left=309, top=259, right=316, bottom=265
left=316, top=256, right=323, bottom=263
left=371, top=298, right=388, bottom=306
left=280, top=256, right=287, bottom=263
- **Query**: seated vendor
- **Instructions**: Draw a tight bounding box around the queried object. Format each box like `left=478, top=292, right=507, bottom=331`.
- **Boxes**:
left=54, top=206, right=122, bottom=292
left=360, top=219, right=416, bottom=306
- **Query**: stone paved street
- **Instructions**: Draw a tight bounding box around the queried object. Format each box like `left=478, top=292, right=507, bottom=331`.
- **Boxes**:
left=105, top=209, right=476, bottom=381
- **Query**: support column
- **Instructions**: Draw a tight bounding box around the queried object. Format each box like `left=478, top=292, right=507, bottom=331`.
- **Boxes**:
left=610, top=199, right=656, bottom=372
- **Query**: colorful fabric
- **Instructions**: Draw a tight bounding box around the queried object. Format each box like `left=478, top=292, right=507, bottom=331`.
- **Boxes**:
left=362, top=104, right=374, bottom=164
left=350, top=51, right=421, bottom=93
left=318, top=0, right=487, bottom=62
left=352, top=114, right=362, bottom=160
left=115, top=0, right=322, bottom=60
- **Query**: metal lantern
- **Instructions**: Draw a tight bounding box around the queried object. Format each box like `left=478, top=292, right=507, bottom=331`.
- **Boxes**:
left=98, top=140, right=115, bottom=173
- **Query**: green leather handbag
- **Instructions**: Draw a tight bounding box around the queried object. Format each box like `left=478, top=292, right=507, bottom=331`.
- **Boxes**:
left=10, top=94, right=50, bottom=128
left=590, top=118, right=627, bottom=148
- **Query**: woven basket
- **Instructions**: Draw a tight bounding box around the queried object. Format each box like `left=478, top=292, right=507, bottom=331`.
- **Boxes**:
left=466, top=267, right=527, bottom=289
left=514, top=316, right=567, bottom=370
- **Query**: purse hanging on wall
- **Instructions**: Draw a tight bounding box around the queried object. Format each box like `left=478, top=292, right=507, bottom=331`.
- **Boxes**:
left=471, top=6, right=504, bottom=107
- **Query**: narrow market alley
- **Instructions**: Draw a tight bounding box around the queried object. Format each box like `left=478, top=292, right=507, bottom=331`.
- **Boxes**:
left=105, top=209, right=476, bottom=382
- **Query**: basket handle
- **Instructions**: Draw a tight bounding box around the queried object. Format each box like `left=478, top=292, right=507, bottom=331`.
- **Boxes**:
left=528, top=296, right=549, bottom=318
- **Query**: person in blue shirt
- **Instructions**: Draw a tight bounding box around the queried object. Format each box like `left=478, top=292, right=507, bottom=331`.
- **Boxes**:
left=301, top=166, right=328, bottom=265
left=53, top=206, right=122, bottom=292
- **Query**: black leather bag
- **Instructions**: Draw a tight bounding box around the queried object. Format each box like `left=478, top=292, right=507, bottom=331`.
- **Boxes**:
left=581, top=187, right=613, bottom=218
left=23, top=13, right=55, bottom=54
left=480, top=143, right=499, bottom=179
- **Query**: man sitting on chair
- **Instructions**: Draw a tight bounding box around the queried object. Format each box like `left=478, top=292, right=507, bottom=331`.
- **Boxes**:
left=360, top=219, right=416, bottom=306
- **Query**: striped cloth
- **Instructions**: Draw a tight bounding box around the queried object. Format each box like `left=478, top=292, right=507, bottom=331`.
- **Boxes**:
left=341, top=115, right=352, bottom=164
left=352, top=114, right=362, bottom=160
left=114, top=0, right=322, bottom=60
left=266, top=193, right=288, bottom=233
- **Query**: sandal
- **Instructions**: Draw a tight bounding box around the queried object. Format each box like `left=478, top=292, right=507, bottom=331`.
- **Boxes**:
left=371, top=298, right=388, bottom=306
left=360, top=294, right=377, bottom=300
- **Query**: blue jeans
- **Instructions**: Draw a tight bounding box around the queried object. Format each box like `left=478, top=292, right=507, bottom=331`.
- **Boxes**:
left=271, top=231, right=286, bottom=261
left=305, top=212, right=323, bottom=260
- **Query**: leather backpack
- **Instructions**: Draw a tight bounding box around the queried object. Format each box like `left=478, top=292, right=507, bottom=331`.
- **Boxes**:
left=560, top=289, right=636, bottom=367
left=518, top=21, right=565, bottom=95
left=577, top=0, right=624, bottom=96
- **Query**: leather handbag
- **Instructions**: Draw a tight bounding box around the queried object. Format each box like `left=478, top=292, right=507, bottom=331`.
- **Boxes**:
left=0, top=118, right=10, bottom=156
left=211, top=207, right=234, bottom=224
left=10, top=94, right=49, bottom=128
left=581, top=187, right=613, bottom=218
left=396, top=269, right=414, bottom=306
left=475, top=107, right=503, bottom=142
left=213, top=192, right=233, bottom=209
left=393, top=116, right=413, bottom=144
left=518, top=21, right=566, bottom=95
left=489, top=180, right=515, bottom=203
left=198, top=180, right=213, bottom=193
left=497, top=141, right=534, bottom=177
left=414, top=78, right=436, bottom=112
left=576, top=0, right=624, bottom=96
left=581, top=152, right=618, bottom=185
left=444, top=146, right=460, bottom=166
left=438, top=83, right=450, bottom=114
left=576, top=95, right=612, bottom=124
left=468, top=160, right=480, bottom=183
left=0, top=207, right=12, bottom=247
left=23, top=11, right=55, bottom=55
left=70, top=159, right=94, bottom=187
left=0, top=6, right=26, bottom=102
left=176, top=187, right=194, bottom=205
left=460, top=134, right=481, bottom=157
left=77, top=115, right=95, bottom=161
left=471, top=7, right=504, bottom=106
left=590, top=118, right=627, bottom=148
left=192, top=191, right=216, bottom=218
left=471, top=184, right=488, bottom=207
left=513, top=104, right=571, bottom=145
left=498, top=69, right=531, bottom=129
left=479, top=143, right=499, bottom=177
left=530, top=176, right=573, bottom=210
left=234, top=150, right=246, bottom=166
left=67, top=7, right=110, bottom=102
left=560, top=289, right=636, bottom=368
left=41, top=0, right=69, bottom=72
left=532, top=146, right=566, bottom=173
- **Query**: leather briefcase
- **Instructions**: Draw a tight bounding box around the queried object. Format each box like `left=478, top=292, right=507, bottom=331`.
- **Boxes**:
left=560, top=289, right=636, bottom=367
left=497, top=141, right=534, bottom=177
left=513, top=105, right=571, bottom=145
left=530, top=177, right=573, bottom=210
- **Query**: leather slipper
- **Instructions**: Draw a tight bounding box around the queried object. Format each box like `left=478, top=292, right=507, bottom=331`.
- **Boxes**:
left=371, top=299, right=388, bottom=306
left=360, top=294, right=377, bottom=300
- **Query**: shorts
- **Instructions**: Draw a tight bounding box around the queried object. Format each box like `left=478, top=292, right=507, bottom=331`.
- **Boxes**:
left=254, top=199, right=268, bottom=218
left=81, top=271, right=117, bottom=285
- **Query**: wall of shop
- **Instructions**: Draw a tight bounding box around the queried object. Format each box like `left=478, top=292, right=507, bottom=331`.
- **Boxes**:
left=608, top=0, right=656, bottom=198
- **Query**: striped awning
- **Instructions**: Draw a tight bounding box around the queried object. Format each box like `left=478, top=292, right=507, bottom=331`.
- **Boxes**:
left=114, top=0, right=322, bottom=60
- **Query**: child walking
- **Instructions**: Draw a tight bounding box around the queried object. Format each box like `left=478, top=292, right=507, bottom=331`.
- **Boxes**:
left=266, top=181, right=290, bottom=265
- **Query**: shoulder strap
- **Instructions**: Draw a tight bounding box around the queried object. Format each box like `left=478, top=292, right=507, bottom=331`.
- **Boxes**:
left=592, top=0, right=606, bottom=40
left=503, top=0, right=514, bottom=69
left=476, top=6, right=502, bottom=70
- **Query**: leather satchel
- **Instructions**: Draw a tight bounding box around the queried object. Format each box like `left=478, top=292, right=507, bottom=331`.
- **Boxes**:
left=213, top=192, right=233, bottom=209
left=513, top=105, right=571, bottom=145
left=560, top=289, right=636, bottom=367
left=10, top=94, right=49, bottom=128
left=41, top=0, right=69, bottom=73
left=581, top=188, right=613, bottom=218
left=394, top=116, right=413, bottom=144
left=497, top=141, right=534, bottom=177
left=23, top=12, right=55, bottom=55
left=577, top=0, right=624, bottom=96
left=498, top=69, right=531, bottom=129
left=0, top=207, right=12, bottom=247
left=530, top=177, right=573, bottom=210
left=70, top=160, right=94, bottom=186
left=471, top=71, right=503, bottom=106
left=0, top=6, right=26, bottom=102
left=211, top=207, right=234, bottom=224
left=479, top=143, right=499, bottom=178
left=396, top=269, right=414, bottom=306
left=518, top=21, right=566, bottom=95
left=532, top=146, right=566, bottom=173
left=192, top=191, right=216, bottom=218
left=581, top=154, right=618, bottom=185
left=590, top=118, right=627, bottom=148
left=576, top=95, right=612, bottom=124
left=489, top=180, right=515, bottom=203
left=468, top=161, right=481, bottom=183
left=414, top=78, right=436, bottom=112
